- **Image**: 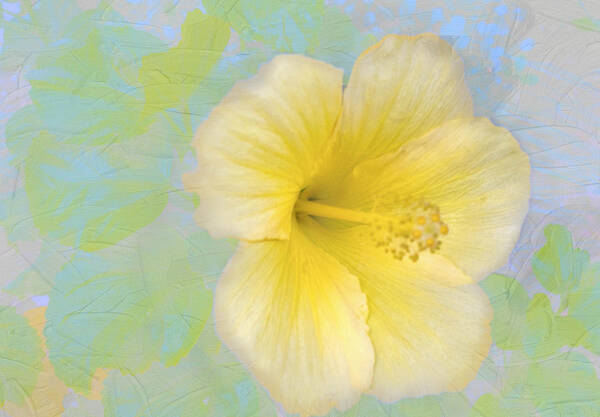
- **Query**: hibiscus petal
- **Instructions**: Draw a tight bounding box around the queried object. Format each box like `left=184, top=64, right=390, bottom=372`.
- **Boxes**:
left=214, top=222, right=374, bottom=415
left=364, top=270, right=492, bottom=402
left=184, top=55, right=342, bottom=240
left=345, top=117, right=530, bottom=281
left=300, top=218, right=492, bottom=402
left=335, top=33, right=473, bottom=170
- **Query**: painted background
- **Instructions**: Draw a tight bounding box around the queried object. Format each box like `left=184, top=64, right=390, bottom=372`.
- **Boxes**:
left=0, top=0, right=598, bottom=415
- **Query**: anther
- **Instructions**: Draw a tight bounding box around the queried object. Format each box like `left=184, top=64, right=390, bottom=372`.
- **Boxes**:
left=294, top=198, right=448, bottom=264
left=364, top=199, right=449, bottom=263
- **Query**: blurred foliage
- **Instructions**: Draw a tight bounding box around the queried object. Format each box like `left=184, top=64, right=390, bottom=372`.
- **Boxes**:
left=97, top=223, right=600, bottom=416
left=44, top=223, right=234, bottom=394
left=0, top=0, right=598, bottom=415
left=2, top=1, right=227, bottom=252
left=102, top=322, right=278, bottom=417
left=0, top=307, right=44, bottom=406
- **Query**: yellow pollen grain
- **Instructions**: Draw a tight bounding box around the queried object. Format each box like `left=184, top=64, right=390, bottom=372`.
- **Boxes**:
left=294, top=198, right=448, bottom=263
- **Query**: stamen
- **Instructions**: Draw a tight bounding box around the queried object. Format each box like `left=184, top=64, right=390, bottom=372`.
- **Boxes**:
left=294, top=198, right=448, bottom=262
left=294, top=200, right=371, bottom=224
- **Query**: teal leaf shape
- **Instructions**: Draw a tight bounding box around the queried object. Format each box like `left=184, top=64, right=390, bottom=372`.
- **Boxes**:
left=102, top=325, right=277, bottom=417
left=23, top=24, right=164, bottom=147
left=186, top=47, right=273, bottom=127
left=332, top=392, right=471, bottom=417
left=0, top=307, right=44, bottom=405
left=12, top=123, right=171, bottom=252
left=202, top=0, right=374, bottom=68
left=203, top=0, right=325, bottom=52
left=520, top=293, right=587, bottom=359
left=470, top=351, right=536, bottom=417
left=4, top=15, right=169, bottom=251
left=44, top=221, right=234, bottom=393
left=0, top=0, right=86, bottom=71
left=531, top=224, right=589, bottom=298
left=471, top=393, right=534, bottom=417
left=4, top=241, right=67, bottom=298
left=470, top=350, right=600, bottom=416
left=138, top=10, right=230, bottom=117
left=521, top=293, right=555, bottom=357
left=525, top=352, right=600, bottom=415
left=305, top=6, right=376, bottom=77
left=480, top=272, right=588, bottom=358
left=480, top=273, right=530, bottom=351
left=566, top=262, right=600, bottom=354
left=4, top=5, right=230, bottom=252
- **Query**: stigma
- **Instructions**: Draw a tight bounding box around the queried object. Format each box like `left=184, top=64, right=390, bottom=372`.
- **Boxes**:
left=294, top=199, right=448, bottom=262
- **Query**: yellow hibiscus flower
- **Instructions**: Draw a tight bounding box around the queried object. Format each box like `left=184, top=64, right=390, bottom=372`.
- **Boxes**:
left=183, top=33, right=530, bottom=416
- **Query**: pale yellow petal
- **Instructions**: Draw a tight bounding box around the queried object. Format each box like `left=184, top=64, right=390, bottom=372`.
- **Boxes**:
left=341, top=117, right=530, bottom=281
left=367, top=277, right=492, bottom=401
left=184, top=55, right=342, bottom=240
left=334, top=33, right=472, bottom=171
left=300, top=218, right=492, bottom=402
left=214, top=222, right=374, bottom=415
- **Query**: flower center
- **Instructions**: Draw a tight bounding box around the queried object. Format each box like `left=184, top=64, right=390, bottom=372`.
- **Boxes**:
left=294, top=199, right=448, bottom=262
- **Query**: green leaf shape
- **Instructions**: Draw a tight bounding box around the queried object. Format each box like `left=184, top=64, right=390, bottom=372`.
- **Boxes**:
left=521, top=293, right=554, bottom=358
left=17, top=124, right=171, bottom=252
left=470, top=351, right=536, bottom=417
left=304, top=6, right=376, bottom=77
left=531, top=224, right=589, bottom=298
left=572, top=18, right=600, bottom=32
left=22, top=21, right=165, bottom=147
left=102, top=325, right=277, bottom=417
left=4, top=241, right=67, bottom=298
left=186, top=47, right=273, bottom=128
left=3, top=5, right=230, bottom=252
left=393, top=393, right=472, bottom=417
left=0, top=0, right=86, bottom=71
left=203, top=0, right=324, bottom=52
left=525, top=352, right=600, bottom=415
left=181, top=6, right=373, bottom=138
left=470, top=393, right=535, bottom=417
left=471, top=349, right=600, bottom=416
left=139, top=10, right=230, bottom=116
left=480, top=273, right=530, bottom=350
left=324, top=392, right=471, bottom=417
left=480, top=273, right=588, bottom=358
left=521, top=293, right=587, bottom=358
left=203, top=0, right=373, bottom=65
left=338, top=393, right=471, bottom=417
left=44, top=223, right=234, bottom=393
left=0, top=307, right=44, bottom=405
left=567, top=262, right=600, bottom=354
left=4, top=9, right=176, bottom=251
